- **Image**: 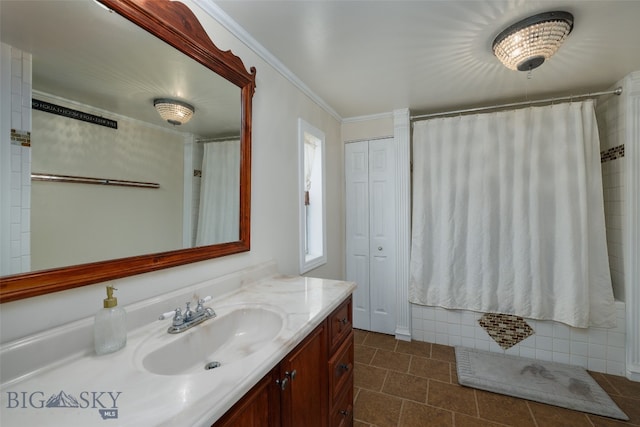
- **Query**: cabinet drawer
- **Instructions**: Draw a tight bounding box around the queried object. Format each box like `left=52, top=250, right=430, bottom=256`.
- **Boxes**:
left=329, top=296, right=352, bottom=353
left=328, top=330, right=354, bottom=403
left=329, top=385, right=353, bottom=427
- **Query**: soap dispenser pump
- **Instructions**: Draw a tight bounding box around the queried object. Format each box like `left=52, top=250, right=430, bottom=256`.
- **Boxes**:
left=94, top=285, right=127, bottom=355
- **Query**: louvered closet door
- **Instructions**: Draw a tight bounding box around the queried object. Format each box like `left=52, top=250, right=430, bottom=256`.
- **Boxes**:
left=345, top=138, right=396, bottom=335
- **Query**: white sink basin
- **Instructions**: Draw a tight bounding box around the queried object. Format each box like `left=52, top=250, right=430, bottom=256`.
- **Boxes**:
left=138, top=305, right=285, bottom=376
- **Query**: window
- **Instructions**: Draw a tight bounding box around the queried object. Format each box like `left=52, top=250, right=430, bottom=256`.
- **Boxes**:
left=298, top=119, right=326, bottom=273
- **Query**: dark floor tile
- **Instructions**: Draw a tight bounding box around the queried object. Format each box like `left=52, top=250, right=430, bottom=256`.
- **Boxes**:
left=431, top=343, right=456, bottom=362
left=382, top=371, right=428, bottom=403
left=370, top=348, right=411, bottom=373
left=588, top=414, right=636, bottom=427
left=398, top=400, right=453, bottom=427
left=602, top=373, right=640, bottom=399
left=528, top=401, right=592, bottom=427
left=354, top=329, right=368, bottom=345
left=409, top=356, right=451, bottom=383
left=354, top=344, right=376, bottom=365
left=396, top=340, right=432, bottom=358
left=610, top=395, right=640, bottom=425
left=428, top=380, right=477, bottom=417
left=354, top=363, right=387, bottom=391
left=454, top=413, right=507, bottom=427
left=591, top=372, right=621, bottom=396
left=354, top=389, right=402, bottom=427
left=451, top=363, right=459, bottom=385
left=362, top=332, right=397, bottom=351
left=475, top=389, right=536, bottom=427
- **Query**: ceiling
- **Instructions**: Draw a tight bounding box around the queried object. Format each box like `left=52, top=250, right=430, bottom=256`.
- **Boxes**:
left=212, top=0, right=640, bottom=119
left=0, top=0, right=241, bottom=138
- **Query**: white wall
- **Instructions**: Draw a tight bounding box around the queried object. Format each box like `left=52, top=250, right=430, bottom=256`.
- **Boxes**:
left=30, top=93, right=184, bottom=270
left=342, top=113, right=393, bottom=142
left=0, top=0, right=343, bottom=344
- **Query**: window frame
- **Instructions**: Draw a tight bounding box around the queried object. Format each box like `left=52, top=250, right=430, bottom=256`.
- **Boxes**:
left=298, top=118, right=327, bottom=274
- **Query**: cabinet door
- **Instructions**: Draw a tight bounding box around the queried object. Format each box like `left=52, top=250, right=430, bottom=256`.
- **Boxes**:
left=280, top=323, right=328, bottom=427
left=212, top=368, right=280, bottom=427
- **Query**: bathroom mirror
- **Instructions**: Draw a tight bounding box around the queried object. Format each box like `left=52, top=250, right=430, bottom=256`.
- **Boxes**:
left=0, top=0, right=256, bottom=302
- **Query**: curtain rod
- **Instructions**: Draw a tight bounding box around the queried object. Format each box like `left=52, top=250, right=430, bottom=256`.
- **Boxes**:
left=410, top=87, right=623, bottom=122
left=31, top=173, right=159, bottom=189
left=197, top=136, right=240, bottom=143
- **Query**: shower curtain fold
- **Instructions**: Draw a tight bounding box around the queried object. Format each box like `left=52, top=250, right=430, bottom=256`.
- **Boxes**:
left=409, top=100, right=616, bottom=328
left=196, top=139, right=240, bottom=246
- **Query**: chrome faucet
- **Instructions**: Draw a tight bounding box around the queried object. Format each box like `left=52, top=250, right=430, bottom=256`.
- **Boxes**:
left=159, top=296, right=216, bottom=334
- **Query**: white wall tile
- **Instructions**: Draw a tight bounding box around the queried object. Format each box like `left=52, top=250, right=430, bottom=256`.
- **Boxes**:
left=588, top=343, right=606, bottom=359
left=552, top=352, right=570, bottom=364
left=553, top=323, right=571, bottom=340
left=570, top=355, right=588, bottom=369
left=536, top=336, right=552, bottom=351
left=588, top=358, right=606, bottom=373
left=571, top=341, right=588, bottom=357
left=411, top=301, right=626, bottom=376
left=535, top=349, right=552, bottom=361
left=536, top=322, right=553, bottom=337
left=589, top=329, right=607, bottom=345
left=606, top=346, right=625, bottom=363
left=552, top=338, right=570, bottom=354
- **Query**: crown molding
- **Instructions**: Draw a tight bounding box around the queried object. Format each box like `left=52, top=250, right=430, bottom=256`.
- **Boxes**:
left=343, top=111, right=394, bottom=123
left=194, top=0, right=343, bottom=122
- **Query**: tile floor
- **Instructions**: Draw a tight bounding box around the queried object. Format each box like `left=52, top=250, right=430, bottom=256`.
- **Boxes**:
left=353, top=329, right=640, bottom=427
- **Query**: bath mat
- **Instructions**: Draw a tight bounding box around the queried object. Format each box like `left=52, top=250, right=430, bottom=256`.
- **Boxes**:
left=455, top=347, right=628, bottom=420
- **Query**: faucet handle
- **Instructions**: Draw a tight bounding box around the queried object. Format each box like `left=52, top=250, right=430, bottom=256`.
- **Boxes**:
left=159, top=308, right=183, bottom=326
left=159, top=309, right=179, bottom=320
left=196, top=296, right=212, bottom=312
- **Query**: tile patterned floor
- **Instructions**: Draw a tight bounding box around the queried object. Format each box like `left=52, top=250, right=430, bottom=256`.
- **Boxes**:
left=353, top=329, right=640, bottom=427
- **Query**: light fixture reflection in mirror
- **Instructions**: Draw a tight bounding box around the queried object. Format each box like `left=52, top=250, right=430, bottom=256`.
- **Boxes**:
left=154, top=98, right=195, bottom=125
left=0, top=0, right=256, bottom=303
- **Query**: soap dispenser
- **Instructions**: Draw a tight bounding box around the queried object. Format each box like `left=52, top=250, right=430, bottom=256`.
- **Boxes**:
left=94, top=285, right=127, bottom=355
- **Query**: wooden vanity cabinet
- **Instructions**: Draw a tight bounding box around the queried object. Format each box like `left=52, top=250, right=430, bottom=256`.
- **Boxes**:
left=327, top=297, right=354, bottom=427
left=280, top=323, right=328, bottom=427
left=213, top=368, right=281, bottom=427
left=212, top=295, right=353, bottom=427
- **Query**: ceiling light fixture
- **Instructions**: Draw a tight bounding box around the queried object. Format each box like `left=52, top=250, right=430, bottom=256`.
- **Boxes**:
left=492, top=11, right=574, bottom=72
left=153, top=98, right=195, bottom=126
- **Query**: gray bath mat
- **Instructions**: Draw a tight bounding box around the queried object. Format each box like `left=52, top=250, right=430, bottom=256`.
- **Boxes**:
left=455, top=347, right=628, bottom=420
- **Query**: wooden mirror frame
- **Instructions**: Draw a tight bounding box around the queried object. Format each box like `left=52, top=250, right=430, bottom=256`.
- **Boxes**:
left=0, top=0, right=255, bottom=303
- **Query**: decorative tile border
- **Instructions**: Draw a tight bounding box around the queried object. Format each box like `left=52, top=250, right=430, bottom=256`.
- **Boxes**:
left=601, top=144, right=624, bottom=163
left=478, top=313, right=534, bottom=350
left=10, top=129, right=30, bottom=147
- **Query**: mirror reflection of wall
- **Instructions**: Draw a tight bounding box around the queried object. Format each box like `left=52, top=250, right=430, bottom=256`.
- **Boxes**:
left=31, top=92, right=186, bottom=271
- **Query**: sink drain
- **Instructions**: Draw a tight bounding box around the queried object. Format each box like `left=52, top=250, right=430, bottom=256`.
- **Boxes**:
left=204, top=361, right=222, bottom=370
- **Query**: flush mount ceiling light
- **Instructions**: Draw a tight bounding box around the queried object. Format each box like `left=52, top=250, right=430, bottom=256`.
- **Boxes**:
left=492, top=11, right=574, bottom=71
left=153, top=98, right=195, bottom=126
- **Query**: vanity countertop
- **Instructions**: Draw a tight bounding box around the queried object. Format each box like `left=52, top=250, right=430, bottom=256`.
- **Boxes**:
left=0, top=273, right=356, bottom=426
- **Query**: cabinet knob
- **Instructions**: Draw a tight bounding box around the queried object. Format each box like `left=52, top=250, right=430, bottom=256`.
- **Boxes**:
left=285, top=370, right=297, bottom=380
left=377, top=246, right=383, bottom=251
left=339, top=317, right=348, bottom=326
left=339, top=363, right=351, bottom=372
left=276, top=377, right=289, bottom=391
left=340, top=409, right=351, bottom=417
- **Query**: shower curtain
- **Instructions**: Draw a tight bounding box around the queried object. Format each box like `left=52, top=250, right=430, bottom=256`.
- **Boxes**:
left=409, top=100, right=616, bottom=328
left=196, top=139, right=240, bottom=246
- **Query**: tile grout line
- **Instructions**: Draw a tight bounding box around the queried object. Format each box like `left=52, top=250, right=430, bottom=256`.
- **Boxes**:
left=525, top=401, right=540, bottom=427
